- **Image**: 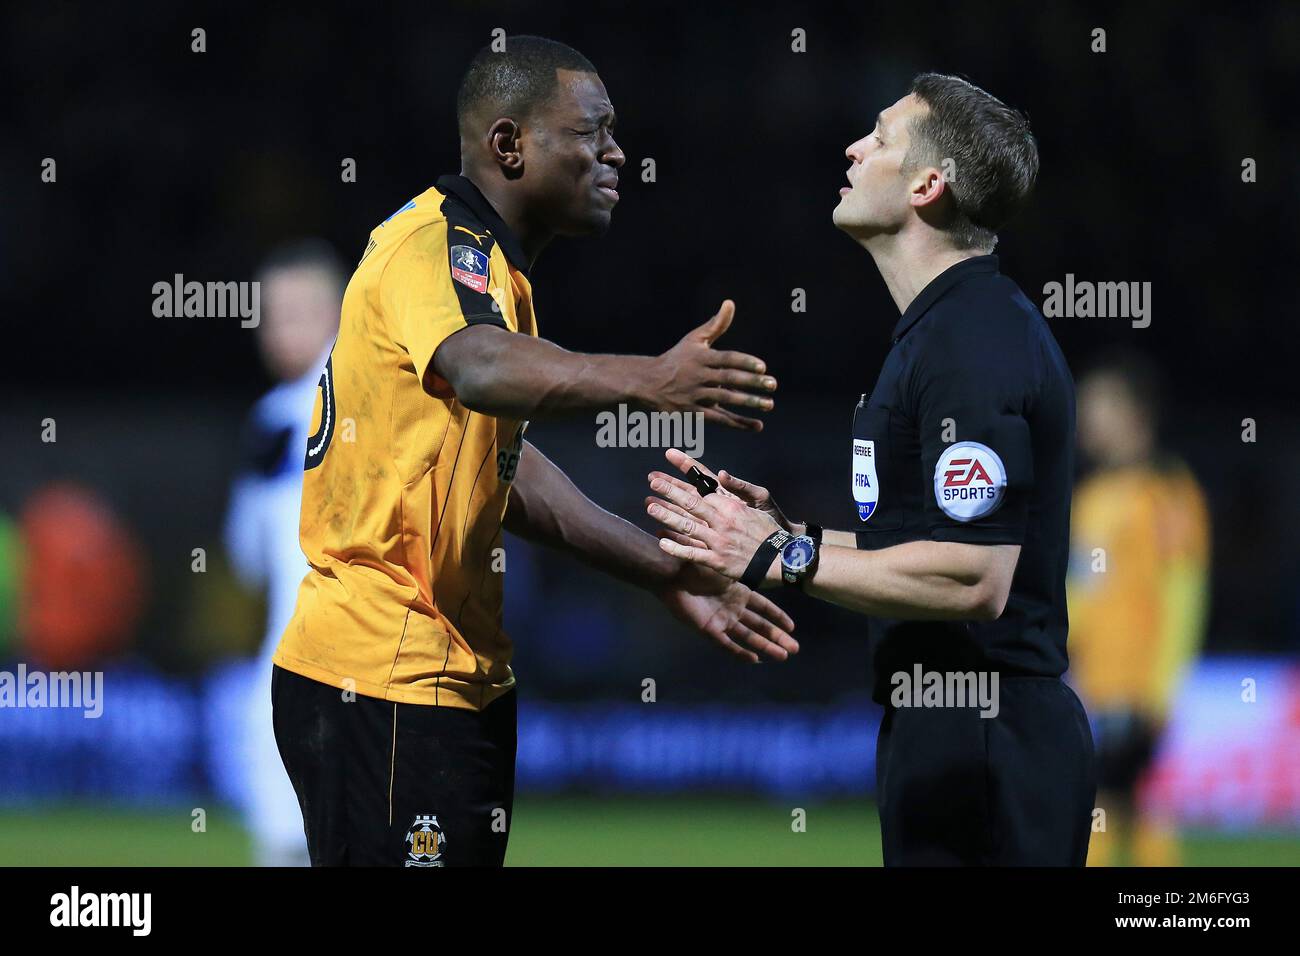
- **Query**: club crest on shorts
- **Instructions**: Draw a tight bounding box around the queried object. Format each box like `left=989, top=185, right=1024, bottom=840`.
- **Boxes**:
left=934, top=441, right=1007, bottom=521
left=450, top=244, right=489, bottom=294
left=852, top=438, right=879, bottom=521
left=404, top=814, right=446, bottom=867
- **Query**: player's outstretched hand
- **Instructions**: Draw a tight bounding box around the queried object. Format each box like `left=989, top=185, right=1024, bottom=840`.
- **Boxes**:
left=648, top=300, right=777, bottom=431
left=647, top=464, right=785, bottom=586
left=662, top=448, right=799, bottom=535
left=656, top=561, right=797, bottom=663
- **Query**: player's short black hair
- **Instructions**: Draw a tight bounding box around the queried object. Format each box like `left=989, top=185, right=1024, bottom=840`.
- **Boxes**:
left=456, top=35, right=598, bottom=137
left=903, top=73, right=1039, bottom=251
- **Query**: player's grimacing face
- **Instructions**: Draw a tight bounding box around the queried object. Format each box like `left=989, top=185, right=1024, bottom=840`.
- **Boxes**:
left=833, top=95, right=921, bottom=237
left=525, top=69, right=625, bottom=236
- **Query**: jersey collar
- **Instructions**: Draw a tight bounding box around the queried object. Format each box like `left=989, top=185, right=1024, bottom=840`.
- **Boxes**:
left=892, top=254, right=1000, bottom=343
left=436, top=174, right=530, bottom=276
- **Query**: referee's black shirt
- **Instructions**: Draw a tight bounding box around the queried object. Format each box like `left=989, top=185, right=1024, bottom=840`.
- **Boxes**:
left=849, top=255, right=1075, bottom=703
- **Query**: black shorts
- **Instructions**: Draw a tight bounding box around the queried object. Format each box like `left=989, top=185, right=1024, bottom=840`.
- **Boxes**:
left=875, top=676, right=1095, bottom=866
left=271, top=665, right=517, bottom=867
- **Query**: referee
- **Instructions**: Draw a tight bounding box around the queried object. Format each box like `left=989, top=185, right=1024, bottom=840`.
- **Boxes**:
left=646, top=74, right=1095, bottom=866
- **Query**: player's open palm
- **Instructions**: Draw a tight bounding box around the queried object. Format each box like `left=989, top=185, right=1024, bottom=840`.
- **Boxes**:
left=657, top=562, right=798, bottom=663
left=652, top=300, right=778, bottom=431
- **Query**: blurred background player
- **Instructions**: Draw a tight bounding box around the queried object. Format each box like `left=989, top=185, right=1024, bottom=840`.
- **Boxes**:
left=223, top=239, right=345, bottom=866
left=1067, top=351, right=1211, bottom=866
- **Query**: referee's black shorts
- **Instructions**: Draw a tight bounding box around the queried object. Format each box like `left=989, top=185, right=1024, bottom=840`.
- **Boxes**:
left=875, top=675, right=1095, bottom=866
left=271, top=664, right=517, bottom=867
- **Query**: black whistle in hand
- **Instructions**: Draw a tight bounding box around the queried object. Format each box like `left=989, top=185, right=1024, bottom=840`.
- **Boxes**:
left=687, top=465, right=719, bottom=496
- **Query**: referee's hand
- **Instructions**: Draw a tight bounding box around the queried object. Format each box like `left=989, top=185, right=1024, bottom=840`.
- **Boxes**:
left=647, top=465, right=786, bottom=587
left=662, top=449, right=799, bottom=536
left=649, top=300, right=778, bottom=431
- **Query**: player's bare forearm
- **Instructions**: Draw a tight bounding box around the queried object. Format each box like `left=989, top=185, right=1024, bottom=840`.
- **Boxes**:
left=503, top=441, right=679, bottom=589
left=801, top=540, right=1021, bottom=621
left=432, top=300, right=778, bottom=430
left=437, top=327, right=660, bottom=418
left=507, top=442, right=800, bottom=663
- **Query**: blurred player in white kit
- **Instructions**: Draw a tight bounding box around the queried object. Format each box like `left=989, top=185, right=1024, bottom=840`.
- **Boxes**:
left=223, top=240, right=343, bottom=866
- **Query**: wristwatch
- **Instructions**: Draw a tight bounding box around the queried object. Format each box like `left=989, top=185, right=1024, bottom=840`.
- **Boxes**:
left=739, top=523, right=823, bottom=590
left=780, top=533, right=820, bottom=587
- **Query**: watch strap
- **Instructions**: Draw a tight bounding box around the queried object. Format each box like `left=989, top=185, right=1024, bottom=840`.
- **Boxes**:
left=740, top=530, right=792, bottom=589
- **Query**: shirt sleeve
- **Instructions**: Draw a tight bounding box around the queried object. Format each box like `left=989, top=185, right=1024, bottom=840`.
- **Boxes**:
left=382, top=224, right=512, bottom=398
left=908, top=318, right=1036, bottom=545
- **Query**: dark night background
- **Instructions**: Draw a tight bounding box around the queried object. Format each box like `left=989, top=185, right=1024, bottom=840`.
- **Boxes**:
left=3, top=0, right=1299, bottom=696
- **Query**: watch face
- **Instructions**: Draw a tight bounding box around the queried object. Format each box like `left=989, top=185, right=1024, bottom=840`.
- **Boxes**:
left=782, top=537, right=815, bottom=571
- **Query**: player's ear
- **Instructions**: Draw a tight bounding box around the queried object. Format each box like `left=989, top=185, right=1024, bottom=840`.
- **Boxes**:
left=487, top=118, right=524, bottom=173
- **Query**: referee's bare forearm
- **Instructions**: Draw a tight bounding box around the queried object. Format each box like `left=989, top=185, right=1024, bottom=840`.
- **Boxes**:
left=802, top=539, right=1021, bottom=622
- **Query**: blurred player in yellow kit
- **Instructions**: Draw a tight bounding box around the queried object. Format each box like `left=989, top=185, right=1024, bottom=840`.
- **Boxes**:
left=1067, top=353, right=1211, bottom=866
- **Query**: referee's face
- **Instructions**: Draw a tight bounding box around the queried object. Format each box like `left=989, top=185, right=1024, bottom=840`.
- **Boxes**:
left=833, top=94, right=922, bottom=238
left=525, top=69, right=625, bottom=236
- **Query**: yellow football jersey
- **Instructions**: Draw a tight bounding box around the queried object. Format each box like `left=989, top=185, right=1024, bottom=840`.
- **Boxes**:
left=274, top=175, right=535, bottom=710
left=1067, top=459, right=1211, bottom=719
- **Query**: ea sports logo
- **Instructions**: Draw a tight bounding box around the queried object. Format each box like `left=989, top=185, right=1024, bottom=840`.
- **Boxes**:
left=933, top=442, right=1007, bottom=522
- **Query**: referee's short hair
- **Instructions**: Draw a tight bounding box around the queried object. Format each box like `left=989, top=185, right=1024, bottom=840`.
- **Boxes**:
left=457, top=36, right=598, bottom=139
left=904, top=73, right=1039, bottom=251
